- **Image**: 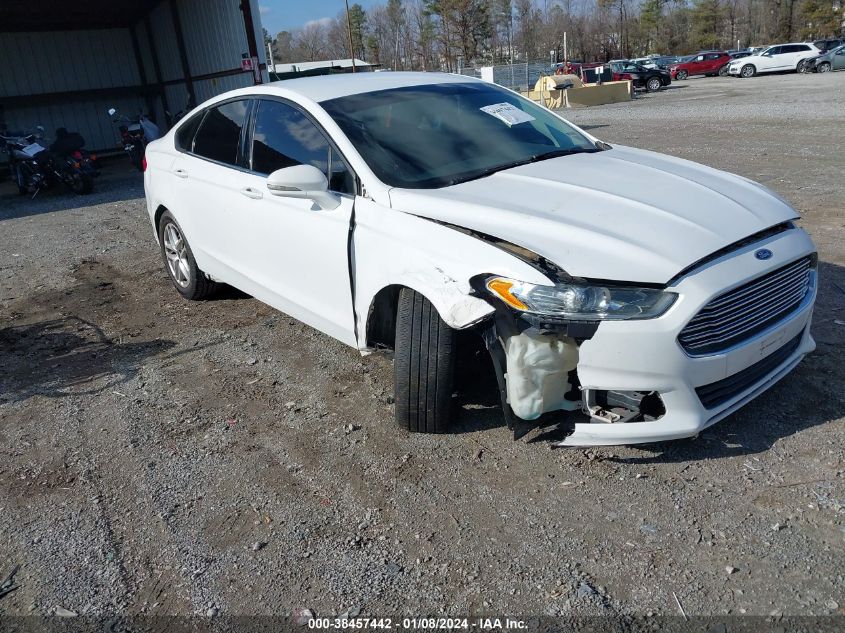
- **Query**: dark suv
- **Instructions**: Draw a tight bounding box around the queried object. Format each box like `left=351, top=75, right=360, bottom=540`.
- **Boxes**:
left=813, top=39, right=844, bottom=53
left=609, top=61, right=671, bottom=91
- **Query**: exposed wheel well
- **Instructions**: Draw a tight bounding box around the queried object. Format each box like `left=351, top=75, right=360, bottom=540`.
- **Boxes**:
left=154, top=205, right=168, bottom=233
left=365, top=285, right=402, bottom=350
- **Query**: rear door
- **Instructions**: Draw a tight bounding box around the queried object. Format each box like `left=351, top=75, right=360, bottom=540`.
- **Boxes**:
left=703, top=53, right=722, bottom=73
left=169, top=98, right=253, bottom=282
left=788, top=44, right=813, bottom=69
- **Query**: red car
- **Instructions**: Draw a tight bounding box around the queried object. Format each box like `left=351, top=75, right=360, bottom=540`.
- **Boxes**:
left=670, top=51, right=732, bottom=80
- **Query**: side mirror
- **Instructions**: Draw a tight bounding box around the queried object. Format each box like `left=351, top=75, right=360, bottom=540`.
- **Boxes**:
left=266, top=165, right=340, bottom=210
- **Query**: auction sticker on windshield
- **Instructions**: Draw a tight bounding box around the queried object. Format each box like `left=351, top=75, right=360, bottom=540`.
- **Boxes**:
left=480, top=103, right=535, bottom=126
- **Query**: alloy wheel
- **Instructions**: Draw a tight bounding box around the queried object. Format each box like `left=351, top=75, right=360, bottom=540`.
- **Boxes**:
left=819, top=62, right=831, bottom=73
left=163, top=223, right=190, bottom=288
left=740, top=65, right=754, bottom=78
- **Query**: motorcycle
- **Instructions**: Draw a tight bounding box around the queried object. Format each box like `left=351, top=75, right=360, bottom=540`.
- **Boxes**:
left=108, top=107, right=160, bottom=171
left=1, top=126, right=98, bottom=196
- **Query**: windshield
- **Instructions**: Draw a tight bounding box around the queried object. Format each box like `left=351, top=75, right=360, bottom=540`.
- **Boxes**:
left=321, top=82, right=599, bottom=189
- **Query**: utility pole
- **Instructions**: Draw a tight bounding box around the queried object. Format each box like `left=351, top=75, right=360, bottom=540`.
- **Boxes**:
left=345, top=0, right=357, bottom=72
left=267, top=41, right=274, bottom=74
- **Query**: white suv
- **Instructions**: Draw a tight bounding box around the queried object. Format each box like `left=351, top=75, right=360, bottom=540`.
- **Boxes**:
left=143, top=73, right=817, bottom=446
left=728, top=43, right=820, bottom=77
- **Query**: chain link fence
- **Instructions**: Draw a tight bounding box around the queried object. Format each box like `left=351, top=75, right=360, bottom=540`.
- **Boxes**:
left=456, top=61, right=556, bottom=92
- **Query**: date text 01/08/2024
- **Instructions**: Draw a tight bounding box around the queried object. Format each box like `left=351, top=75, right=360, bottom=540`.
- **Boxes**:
left=307, top=618, right=529, bottom=630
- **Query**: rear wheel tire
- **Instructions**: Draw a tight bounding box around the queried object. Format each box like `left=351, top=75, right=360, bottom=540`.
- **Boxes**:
left=740, top=64, right=756, bottom=78
left=157, top=211, right=220, bottom=300
left=797, top=60, right=810, bottom=73
left=718, top=65, right=729, bottom=76
left=394, top=288, right=456, bottom=434
left=69, top=171, right=93, bottom=194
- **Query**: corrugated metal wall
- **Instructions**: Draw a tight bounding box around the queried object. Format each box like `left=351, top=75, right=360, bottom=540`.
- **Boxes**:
left=1, top=0, right=267, bottom=159
left=0, top=29, right=147, bottom=151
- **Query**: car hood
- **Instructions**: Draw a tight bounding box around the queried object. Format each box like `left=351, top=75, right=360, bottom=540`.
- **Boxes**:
left=387, top=146, right=798, bottom=285
left=730, top=55, right=762, bottom=64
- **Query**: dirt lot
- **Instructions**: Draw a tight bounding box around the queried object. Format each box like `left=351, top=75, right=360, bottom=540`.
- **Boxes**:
left=1, top=72, right=844, bottom=621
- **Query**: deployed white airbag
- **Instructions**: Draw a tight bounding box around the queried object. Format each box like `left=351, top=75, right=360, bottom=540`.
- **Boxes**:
left=503, top=330, right=579, bottom=420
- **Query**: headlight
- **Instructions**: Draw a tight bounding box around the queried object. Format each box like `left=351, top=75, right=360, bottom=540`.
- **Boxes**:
left=485, top=276, right=677, bottom=321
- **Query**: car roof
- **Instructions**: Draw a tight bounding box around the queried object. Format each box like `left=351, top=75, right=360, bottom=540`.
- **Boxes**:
left=264, top=71, right=478, bottom=103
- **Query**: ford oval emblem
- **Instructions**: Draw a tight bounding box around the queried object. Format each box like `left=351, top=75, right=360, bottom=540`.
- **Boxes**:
left=755, top=249, right=773, bottom=260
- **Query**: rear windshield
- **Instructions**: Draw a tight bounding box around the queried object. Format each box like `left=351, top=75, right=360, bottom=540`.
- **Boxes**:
left=321, top=82, right=598, bottom=189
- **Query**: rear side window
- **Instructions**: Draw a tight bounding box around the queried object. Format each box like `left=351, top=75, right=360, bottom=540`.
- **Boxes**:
left=175, top=112, right=204, bottom=152
left=250, top=99, right=355, bottom=194
left=192, top=100, right=249, bottom=165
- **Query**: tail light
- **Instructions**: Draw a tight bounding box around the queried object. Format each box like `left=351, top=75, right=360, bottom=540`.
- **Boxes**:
left=142, top=156, right=147, bottom=171
left=89, top=154, right=97, bottom=161
left=72, top=150, right=82, bottom=159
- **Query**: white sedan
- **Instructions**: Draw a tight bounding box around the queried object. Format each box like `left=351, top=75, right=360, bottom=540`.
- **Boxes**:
left=727, top=42, right=820, bottom=77
left=143, top=72, right=817, bottom=446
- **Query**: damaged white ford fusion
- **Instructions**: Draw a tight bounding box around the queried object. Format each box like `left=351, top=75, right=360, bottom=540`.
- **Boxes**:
left=143, top=72, right=817, bottom=445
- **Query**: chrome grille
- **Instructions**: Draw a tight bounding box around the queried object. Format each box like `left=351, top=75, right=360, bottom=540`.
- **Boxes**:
left=679, top=257, right=813, bottom=355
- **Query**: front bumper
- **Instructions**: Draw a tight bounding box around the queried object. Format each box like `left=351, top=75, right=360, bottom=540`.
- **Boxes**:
left=727, top=65, right=743, bottom=75
left=559, top=227, right=816, bottom=446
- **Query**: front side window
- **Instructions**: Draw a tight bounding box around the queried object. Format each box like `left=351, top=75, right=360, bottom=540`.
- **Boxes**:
left=322, top=82, right=599, bottom=189
left=192, top=100, right=249, bottom=166
left=250, top=99, right=354, bottom=194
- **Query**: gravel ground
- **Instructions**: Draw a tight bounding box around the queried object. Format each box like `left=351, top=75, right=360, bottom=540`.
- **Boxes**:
left=1, top=72, right=843, bottom=621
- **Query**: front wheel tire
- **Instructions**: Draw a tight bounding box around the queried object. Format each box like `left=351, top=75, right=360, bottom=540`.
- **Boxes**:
left=817, top=62, right=831, bottom=73
left=158, top=211, right=220, bottom=300
left=740, top=64, right=756, bottom=78
left=394, top=288, right=456, bottom=433
left=646, top=77, right=662, bottom=92
left=676, top=70, right=688, bottom=80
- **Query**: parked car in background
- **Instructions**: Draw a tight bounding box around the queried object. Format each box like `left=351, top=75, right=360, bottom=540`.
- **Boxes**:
left=809, top=43, right=845, bottom=72
left=813, top=38, right=844, bottom=53
left=729, top=51, right=753, bottom=60
left=670, top=51, right=732, bottom=79
left=143, top=72, right=817, bottom=445
left=652, top=55, right=682, bottom=69
left=609, top=61, right=671, bottom=91
left=727, top=43, right=820, bottom=77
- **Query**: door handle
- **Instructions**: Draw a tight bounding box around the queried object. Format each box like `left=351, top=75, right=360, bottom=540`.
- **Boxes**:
left=173, top=168, right=188, bottom=178
left=240, top=187, right=263, bottom=200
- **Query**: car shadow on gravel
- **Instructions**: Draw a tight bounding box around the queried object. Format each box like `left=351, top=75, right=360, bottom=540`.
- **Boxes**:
left=0, top=316, right=175, bottom=404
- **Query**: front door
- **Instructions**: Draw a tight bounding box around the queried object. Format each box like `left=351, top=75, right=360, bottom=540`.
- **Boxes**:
left=234, top=98, right=358, bottom=346
left=834, top=47, right=845, bottom=70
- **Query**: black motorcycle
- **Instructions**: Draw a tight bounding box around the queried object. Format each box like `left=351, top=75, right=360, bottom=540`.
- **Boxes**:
left=1, top=126, right=98, bottom=196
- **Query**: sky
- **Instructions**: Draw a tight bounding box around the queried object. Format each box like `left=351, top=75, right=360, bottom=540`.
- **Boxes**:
left=259, top=0, right=379, bottom=36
